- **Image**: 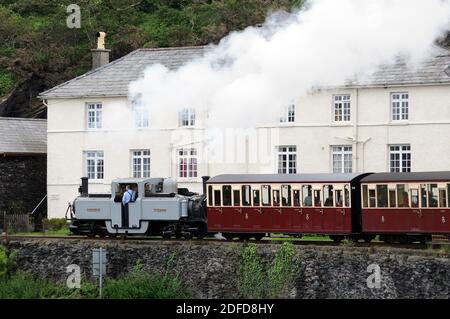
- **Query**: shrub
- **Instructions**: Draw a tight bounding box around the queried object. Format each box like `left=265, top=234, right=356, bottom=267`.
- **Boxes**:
left=267, top=242, right=298, bottom=298
left=42, top=218, right=68, bottom=231
left=238, top=242, right=299, bottom=298
left=238, top=244, right=265, bottom=299
left=0, top=245, right=17, bottom=280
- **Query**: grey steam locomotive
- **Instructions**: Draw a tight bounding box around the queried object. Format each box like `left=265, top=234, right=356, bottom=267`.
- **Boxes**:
left=68, top=177, right=208, bottom=238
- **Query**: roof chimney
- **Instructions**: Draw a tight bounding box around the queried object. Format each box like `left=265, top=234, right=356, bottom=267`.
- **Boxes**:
left=91, top=32, right=111, bottom=69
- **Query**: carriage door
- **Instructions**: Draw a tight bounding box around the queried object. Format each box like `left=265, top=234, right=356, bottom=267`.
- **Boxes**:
left=111, top=183, right=124, bottom=228
left=127, top=183, right=142, bottom=229
left=333, top=186, right=345, bottom=231
left=409, top=184, right=422, bottom=232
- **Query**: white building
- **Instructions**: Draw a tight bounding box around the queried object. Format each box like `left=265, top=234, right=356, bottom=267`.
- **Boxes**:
left=39, top=45, right=450, bottom=218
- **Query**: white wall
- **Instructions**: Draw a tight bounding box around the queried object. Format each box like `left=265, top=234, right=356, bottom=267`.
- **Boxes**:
left=46, top=85, right=450, bottom=218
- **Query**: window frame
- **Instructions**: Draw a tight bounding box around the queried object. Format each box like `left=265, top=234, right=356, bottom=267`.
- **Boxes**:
left=331, top=145, right=353, bottom=173
left=391, top=92, right=409, bottom=121
left=131, top=150, right=151, bottom=178
left=179, top=108, right=196, bottom=127
left=280, top=104, right=295, bottom=123
left=389, top=144, right=411, bottom=173
left=86, top=102, right=102, bottom=130
left=177, top=148, right=198, bottom=179
left=333, top=94, right=351, bottom=123
left=277, top=146, right=297, bottom=174
left=84, top=150, right=104, bottom=180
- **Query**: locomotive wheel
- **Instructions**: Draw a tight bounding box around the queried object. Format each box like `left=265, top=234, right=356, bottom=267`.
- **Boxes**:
left=183, top=233, right=192, bottom=240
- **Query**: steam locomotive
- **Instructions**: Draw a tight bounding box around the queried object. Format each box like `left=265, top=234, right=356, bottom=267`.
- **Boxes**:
left=69, top=172, right=450, bottom=243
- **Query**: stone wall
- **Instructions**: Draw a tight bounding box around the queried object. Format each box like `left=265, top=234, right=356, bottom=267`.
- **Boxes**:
left=0, top=155, right=46, bottom=215
left=5, top=239, right=450, bottom=299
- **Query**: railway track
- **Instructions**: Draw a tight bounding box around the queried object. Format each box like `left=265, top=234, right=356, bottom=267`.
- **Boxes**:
left=2, top=234, right=445, bottom=250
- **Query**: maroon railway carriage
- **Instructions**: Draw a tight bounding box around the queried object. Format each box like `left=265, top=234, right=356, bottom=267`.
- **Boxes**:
left=360, top=171, right=450, bottom=243
left=205, top=173, right=370, bottom=241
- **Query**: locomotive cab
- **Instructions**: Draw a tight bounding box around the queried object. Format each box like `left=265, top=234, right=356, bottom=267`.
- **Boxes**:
left=70, top=177, right=207, bottom=238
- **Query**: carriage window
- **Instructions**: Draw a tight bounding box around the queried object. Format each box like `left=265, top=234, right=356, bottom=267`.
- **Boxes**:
left=397, top=184, right=409, bottom=208
left=222, top=185, right=232, bottom=206
left=439, top=189, right=447, bottom=208
left=410, top=189, right=419, bottom=208
left=208, top=186, right=213, bottom=206
left=335, top=189, right=343, bottom=207
left=302, top=185, right=313, bottom=207
left=261, top=185, right=271, bottom=206
left=362, top=185, right=368, bottom=208
left=369, top=189, right=376, bottom=208
left=253, top=190, right=260, bottom=206
left=428, top=184, right=439, bottom=208
left=314, top=190, right=322, bottom=207
left=242, top=185, right=251, bottom=206
left=448, top=184, right=450, bottom=208
left=281, top=185, right=292, bottom=206
left=420, top=184, right=427, bottom=208
left=376, top=185, right=388, bottom=208
left=344, top=185, right=350, bottom=207
left=214, top=190, right=221, bottom=206
left=233, top=190, right=240, bottom=206
left=389, top=189, right=396, bottom=207
left=293, top=190, right=301, bottom=207
left=273, top=190, right=280, bottom=206
left=323, top=185, right=334, bottom=207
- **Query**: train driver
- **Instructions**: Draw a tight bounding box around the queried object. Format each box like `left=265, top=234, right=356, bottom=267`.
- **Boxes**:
left=122, top=185, right=137, bottom=205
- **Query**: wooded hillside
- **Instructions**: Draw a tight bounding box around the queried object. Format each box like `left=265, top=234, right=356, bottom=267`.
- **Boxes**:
left=0, top=0, right=304, bottom=118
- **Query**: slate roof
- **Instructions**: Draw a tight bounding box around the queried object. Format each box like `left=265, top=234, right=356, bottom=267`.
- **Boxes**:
left=207, top=173, right=367, bottom=184
left=361, top=171, right=450, bottom=183
left=347, top=47, right=450, bottom=88
left=39, top=46, right=450, bottom=99
left=39, top=46, right=207, bottom=98
left=0, top=117, right=47, bottom=155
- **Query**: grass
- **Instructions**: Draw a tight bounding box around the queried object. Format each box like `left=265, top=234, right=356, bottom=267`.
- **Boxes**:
left=0, top=249, right=190, bottom=299
left=13, top=228, right=71, bottom=236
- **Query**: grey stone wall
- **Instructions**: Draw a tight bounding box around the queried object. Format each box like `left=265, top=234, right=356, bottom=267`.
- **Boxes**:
left=5, top=239, right=450, bottom=299
left=0, top=155, right=46, bottom=215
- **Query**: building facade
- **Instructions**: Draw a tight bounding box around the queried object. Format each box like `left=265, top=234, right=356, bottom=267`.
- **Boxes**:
left=40, top=46, right=450, bottom=218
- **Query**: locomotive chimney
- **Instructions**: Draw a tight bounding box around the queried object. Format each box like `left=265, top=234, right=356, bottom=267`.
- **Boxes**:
left=201, top=176, right=210, bottom=195
left=91, top=32, right=110, bottom=69
left=79, top=177, right=89, bottom=197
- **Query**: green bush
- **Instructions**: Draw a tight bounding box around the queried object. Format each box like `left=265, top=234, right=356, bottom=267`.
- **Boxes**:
left=0, top=245, right=17, bottom=280
left=238, top=242, right=299, bottom=298
left=42, top=218, right=68, bottom=231
left=267, top=242, right=298, bottom=298
left=238, top=243, right=265, bottom=298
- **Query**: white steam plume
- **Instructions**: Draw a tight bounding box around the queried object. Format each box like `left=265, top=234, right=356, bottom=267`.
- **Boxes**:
left=129, top=0, right=450, bottom=128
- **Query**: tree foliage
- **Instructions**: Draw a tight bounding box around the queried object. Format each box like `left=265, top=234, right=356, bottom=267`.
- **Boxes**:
left=0, top=0, right=304, bottom=117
